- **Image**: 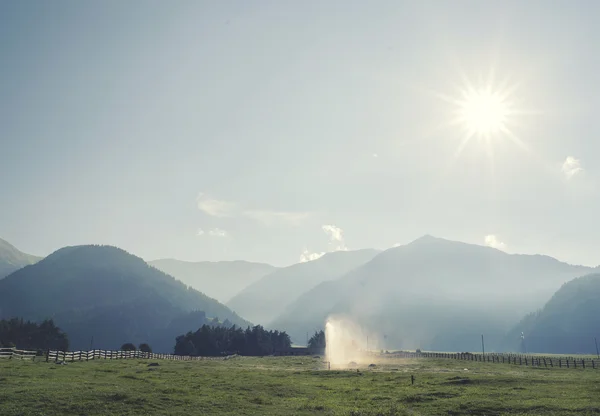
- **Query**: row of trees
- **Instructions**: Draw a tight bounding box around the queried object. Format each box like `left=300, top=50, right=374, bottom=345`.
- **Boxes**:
left=120, top=343, right=153, bottom=353
left=0, top=318, right=69, bottom=351
left=174, top=325, right=291, bottom=356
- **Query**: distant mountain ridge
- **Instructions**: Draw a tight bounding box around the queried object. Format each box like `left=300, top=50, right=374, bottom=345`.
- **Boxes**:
left=226, top=249, right=381, bottom=325
left=508, top=273, right=600, bottom=354
left=270, top=235, right=593, bottom=351
left=0, top=238, right=41, bottom=279
left=0, top=245, right=251, bottom=352
left=149, top=259, right=276, bottom=303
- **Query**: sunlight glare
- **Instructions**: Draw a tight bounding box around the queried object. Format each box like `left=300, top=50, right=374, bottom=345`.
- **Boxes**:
left=458, top=88, right=509, bottom=137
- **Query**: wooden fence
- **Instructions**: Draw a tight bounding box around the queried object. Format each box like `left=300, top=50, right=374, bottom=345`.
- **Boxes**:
left=385, top=351, right=600, bottom=369
left=0, top=347, right=38, bottom=360
left=1, top=347, right=236, bottom=362
left=46, top=349, right=237, bottom=362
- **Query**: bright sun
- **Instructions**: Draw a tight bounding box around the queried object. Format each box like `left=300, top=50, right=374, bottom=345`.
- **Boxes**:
left=428, top=68, right=535, bottom=163
left=457, top=88, right=509, bottom=137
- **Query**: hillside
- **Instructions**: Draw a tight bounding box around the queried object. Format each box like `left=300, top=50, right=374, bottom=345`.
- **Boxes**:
left=507, top=273, right=600, bottom=354
left=226, top=249, right=380, bottom=325
left=0, top=245, right=251, bottom=352
left=149, top=259, right=276, bottom=303
left=0, top=238, right=41, bottom=279
left=270, top=236, right=593, bottom=351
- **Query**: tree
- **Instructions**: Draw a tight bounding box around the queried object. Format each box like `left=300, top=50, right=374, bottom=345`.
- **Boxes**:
left=308, top=330, right=326, bottom=349
left=173, top=325, right=291, bottom=356
left=121, top=343, right=136, bottom=351
left=139, top=343, right=152, bottom=353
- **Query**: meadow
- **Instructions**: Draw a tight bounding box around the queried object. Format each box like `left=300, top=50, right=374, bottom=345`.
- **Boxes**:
left=0, top=355, right=599, bottom=415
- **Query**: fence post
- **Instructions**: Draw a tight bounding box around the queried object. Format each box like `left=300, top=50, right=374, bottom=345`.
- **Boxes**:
left=582, top=359, right=585, bottom=369
left=566, top=359, right=569, bottom=368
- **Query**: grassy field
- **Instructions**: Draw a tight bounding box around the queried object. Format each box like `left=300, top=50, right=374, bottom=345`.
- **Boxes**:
left=1, top=356, right=599, bottom=415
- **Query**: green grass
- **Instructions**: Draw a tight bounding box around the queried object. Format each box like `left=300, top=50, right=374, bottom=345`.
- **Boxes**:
left=0, top=356, right=599, bottom=415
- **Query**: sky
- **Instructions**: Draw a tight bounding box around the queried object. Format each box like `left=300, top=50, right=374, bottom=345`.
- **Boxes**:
left=1, top=1, right=600, bottom=267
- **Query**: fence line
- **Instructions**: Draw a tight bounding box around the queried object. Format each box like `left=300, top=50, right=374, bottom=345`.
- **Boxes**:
left=0, top=347, right=236, bottom=362
left=3, top=346, right=597, bottom=370
left=0, top=347, right=38, bottom=360
left=46, top=349, right=238, bottom=362
left=384, top=351, right=599, bottom=370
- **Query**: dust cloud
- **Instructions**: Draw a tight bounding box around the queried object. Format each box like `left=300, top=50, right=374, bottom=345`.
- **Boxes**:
left=325, top=315, right=381, bottom=369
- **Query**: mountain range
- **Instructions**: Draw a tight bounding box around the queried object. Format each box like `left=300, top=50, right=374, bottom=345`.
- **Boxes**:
left=507, top=273, right=600, bottom=354
left=269, top=236, right=594, bottom=352
left=0, top=235, right=598, bottom=355
left=0, top=245, right=250, bottom=352
left=0, top=238, right=40, bottom=279
left=226, top=249, right=380, bottom=325
left=149, top=259, right=276, bottom=303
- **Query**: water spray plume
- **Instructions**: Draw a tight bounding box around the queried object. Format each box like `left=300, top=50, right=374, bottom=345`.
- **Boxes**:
left=325, top=316, right=376, bottom=369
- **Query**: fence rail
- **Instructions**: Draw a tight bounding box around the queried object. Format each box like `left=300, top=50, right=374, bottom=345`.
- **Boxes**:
left=46, top=349, right=237, bottom=362
left=0, top=347, right=38, bottom=360
left=385, top=351, right=599, bottom=370
left=1, top=347, right=236, bottom=362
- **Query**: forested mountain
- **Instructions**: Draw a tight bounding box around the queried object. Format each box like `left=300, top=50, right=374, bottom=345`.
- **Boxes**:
left=0, top=245, right=251, bottom=352
left=149, top=259, right=276, bottom=303
left=0, top=238, right=40, bottom=279
left=507, top=273, right=600, bottom=354
left=270, top=236, right=593, bottom=351
left=226, top=249, right=380, bottom=325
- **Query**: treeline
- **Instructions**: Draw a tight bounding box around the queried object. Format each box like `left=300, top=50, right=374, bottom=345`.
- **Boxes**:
left=174, top=325, right=291, bottom=356
left=0, top=318, right=69, bottom=351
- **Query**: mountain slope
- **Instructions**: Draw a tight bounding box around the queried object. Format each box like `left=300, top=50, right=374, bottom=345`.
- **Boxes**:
left=0, top=245, right=251, bottom=352
left=149, top=259, right=276, bottom=303
left=507, top=273, right=600, bottom=354
left=0, top=238, right=41, bottom=279
left=226, top=249, right=380, bottom=325
left=271, top=236, right=592, bottom=350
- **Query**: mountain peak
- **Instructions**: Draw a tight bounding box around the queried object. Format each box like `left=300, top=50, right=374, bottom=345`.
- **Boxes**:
left=411, top=234, right=440, bottom=243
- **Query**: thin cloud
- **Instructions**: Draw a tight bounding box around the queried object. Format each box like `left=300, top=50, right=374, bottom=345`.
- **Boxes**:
left=299, top=224, right=348, bottom=263
left=208, top=228, right=228, bottom=237
left=561, top=156, right=583, bottom=179
left=196, top=227, right=228, bottom=237
left=196, top=193, right=235, bottom=217
left=242, top=210, right=310, bottom=227
left=484, top=234, right=506, bottom=250
left=196, top=192, right=309, bottom=226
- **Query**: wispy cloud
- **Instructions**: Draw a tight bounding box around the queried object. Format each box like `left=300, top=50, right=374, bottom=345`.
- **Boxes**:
left=299, top=224, right=348, bottom=263
left=484, top=234, right=506, bottom=250
left=208, top=228, right=228, bottom=237
left=562, top=156, right=583, bottom=179
left=242, top=210, right=309, bottom=227
left=196, top=192, right=309, bottom=226
left=196, top=193, right=235, bottom=217
left=197, top=227, right=229, bottom=238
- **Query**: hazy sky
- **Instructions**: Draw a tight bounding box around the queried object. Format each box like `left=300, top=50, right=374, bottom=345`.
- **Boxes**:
left=2, top=1, right=600, bottom=267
